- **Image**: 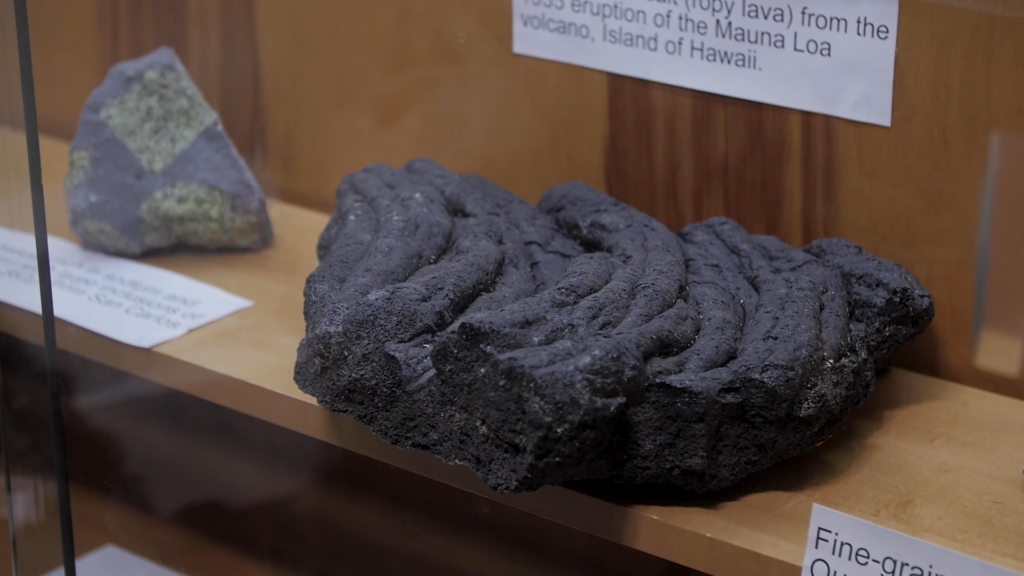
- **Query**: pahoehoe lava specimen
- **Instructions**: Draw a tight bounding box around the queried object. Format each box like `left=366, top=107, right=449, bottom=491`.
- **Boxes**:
left=295, top=160, right=934, bottom=493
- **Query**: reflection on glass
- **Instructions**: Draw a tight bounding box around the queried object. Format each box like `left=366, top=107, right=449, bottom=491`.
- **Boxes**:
left=975, top=133, right=1024, bottom=379
left=1, top=0, right=75, bottom=573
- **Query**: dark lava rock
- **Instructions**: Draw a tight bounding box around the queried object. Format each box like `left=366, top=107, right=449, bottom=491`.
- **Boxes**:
left=295, top=160, right=934, bottom=493
left=64, top=46, right=272, bottom=257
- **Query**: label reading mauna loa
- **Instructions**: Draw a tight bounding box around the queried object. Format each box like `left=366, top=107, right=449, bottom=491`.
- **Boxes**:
left=513, top=0, right=900, bottom=126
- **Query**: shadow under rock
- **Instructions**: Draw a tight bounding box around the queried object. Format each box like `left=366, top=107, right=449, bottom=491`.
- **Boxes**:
left=567, top=367, right=944, bottom=508
left=123, top=243, right=272, bottom=259
left=893, top=326, right=942, bottom=383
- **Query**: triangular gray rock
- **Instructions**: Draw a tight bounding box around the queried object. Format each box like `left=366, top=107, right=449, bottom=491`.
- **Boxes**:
left=64, top=46, right=273, bottom=256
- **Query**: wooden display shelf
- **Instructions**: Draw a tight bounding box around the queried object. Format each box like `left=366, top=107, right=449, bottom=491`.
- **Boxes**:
left=2, top=129, right=1023, bottom=576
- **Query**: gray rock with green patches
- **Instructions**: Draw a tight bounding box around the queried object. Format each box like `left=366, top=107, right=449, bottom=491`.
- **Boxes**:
left=64, top=46, right=272, bottom=257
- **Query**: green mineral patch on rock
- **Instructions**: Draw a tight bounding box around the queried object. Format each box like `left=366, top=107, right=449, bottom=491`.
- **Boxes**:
left=100, top=69, right=217, bottom=174
left=140, top=183, right=261, bottom=250
left=64, top=148, right=91, bottom=192
left=80, top=220, right=142, bottom=256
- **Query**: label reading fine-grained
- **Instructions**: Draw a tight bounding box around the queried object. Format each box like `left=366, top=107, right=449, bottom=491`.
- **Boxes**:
left=512, top=0, right=900, bottom=126
left=803, top=505, right=1021, bottom=576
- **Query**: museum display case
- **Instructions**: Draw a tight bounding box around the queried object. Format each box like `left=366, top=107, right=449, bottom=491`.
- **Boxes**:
left=0, top=1, right=75, bottom=574
left=1, top=1, right=1022, bottom=575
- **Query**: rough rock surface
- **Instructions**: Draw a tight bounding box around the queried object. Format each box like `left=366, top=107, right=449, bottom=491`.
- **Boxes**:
left=295, top=160, right=934, bottom=493
left=64, top=46, right=272, bottom=256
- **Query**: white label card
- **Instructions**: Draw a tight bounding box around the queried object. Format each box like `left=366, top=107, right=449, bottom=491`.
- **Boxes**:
left=512, top=0, right=900, bottom=126
left=803, top=505, right=1021, bottom=576
left=45, top=544, right=185, bottom=576
left=0, top=226, right=252, bottom=349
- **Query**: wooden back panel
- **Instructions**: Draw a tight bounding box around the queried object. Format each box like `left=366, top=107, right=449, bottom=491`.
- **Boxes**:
left=20, top=0, right=608, bottom=211
left=14, top=0, right=1024, bottom=398
left=607, top=0, right=1024, bottom=398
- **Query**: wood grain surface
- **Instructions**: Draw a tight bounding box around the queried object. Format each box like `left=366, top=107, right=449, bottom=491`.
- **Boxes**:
left=0, top=0, right=23, bottom=132
left=606, top=78, right=836, bottom=248
left=253, top=0, right=608, bottom=210
left=2, top=130, right=1023, bottom=576
left=7, top=0, right=1024, bottom=395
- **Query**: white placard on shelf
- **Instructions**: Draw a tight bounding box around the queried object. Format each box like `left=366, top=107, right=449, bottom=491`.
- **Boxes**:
left=803, top=505, right=1021, bottom=576
left=513, top=0, right=900, bottom=126
left=45, top=544, right=185, bottom=576
left=0, top=226, right=252, bottom=348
